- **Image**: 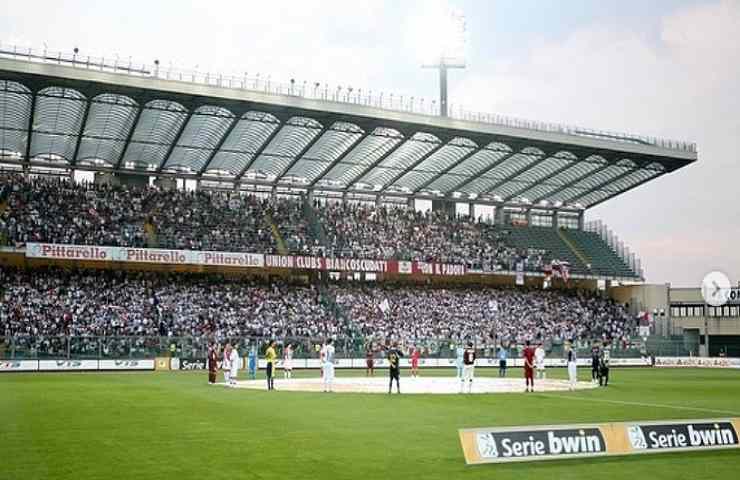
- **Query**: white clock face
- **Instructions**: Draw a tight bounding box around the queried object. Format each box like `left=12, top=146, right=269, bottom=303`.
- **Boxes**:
left=701, top=271, right=731, bottom=307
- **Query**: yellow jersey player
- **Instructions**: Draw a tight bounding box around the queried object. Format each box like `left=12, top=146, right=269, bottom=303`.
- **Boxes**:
left=265, top=341, right=277, bottom=391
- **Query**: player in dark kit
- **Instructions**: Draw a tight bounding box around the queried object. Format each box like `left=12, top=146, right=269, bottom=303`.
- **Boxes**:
left=365, top=345, right=375, bottom=377
left=591, top=342, right=601, bottom=384
left=522, top=340, right=535, bottom=392
left=207, top=342, right=218, bottom=384
left=599, top=348, right=610, bottom=386
left=387, top=343, right=403, bottom=394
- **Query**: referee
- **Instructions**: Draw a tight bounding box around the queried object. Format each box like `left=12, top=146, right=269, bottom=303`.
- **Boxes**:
left=265, top=340, right=277, bottom=391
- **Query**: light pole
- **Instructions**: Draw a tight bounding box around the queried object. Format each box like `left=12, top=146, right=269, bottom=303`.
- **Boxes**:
left=421, top=9, right=466, bottom=117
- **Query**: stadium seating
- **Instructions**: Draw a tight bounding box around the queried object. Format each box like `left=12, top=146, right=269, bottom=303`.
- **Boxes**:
left=0, top=175, right=637, bottom=278
left=0, top=266, right=637, bottom=352
left=563, top=229, right=638, bottom=278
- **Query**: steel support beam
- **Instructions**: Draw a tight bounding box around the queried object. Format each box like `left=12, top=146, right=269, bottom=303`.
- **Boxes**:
left=197, top=112, right=244, bottom=176
left=502, top=156, right=577, bottom=202
left=532, top=160, right=613, bottom=204
left=114, top=105, right=145, bottom=170
left=442, top=150, right=520, bottom=195
left=559, top=167, right=639, bottom=204
left=156, top=110, right=194, bottom=173
left=307, top=127, right=374, bottom=188
left=70, top=97, right=93, bottom=166
left=577, top=170, right=665, bottom=209
left=23, top=91, right=37, bottom=164
left=340, top=135, right=406, bottom=188
left=380, top=138, right=448, bottom=193
left=411, top=145, right=481, bottom=194
left=479, top=151, right=551, bottom=198
left=273, top=125, right=330, bottom=184
left=233, top=121, right=283, bottom=183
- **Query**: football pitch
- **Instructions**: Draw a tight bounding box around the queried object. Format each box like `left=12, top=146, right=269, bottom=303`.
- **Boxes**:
left=3, top=368, right=740, bottom=480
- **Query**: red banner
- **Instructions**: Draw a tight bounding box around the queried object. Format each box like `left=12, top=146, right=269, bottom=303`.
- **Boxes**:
left=263, top=255, right=466, bottom=276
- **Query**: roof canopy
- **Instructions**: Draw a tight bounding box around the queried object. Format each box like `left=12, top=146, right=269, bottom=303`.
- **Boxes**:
left=0, top=56, right=696, bottom=211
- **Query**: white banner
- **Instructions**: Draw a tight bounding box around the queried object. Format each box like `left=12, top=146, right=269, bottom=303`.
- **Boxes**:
left=655, top=357, right=740, bottom=369
left=26, top=243, right=265, bottom=268
left=38, top=359, right=99, bottom=371
left=0, top=360, right=39, bottom=371
left=99, top=359, right=154, bottom=370
left=515, top=260, right=525, bottom=286
left=4, top=356, right=656, bottom=374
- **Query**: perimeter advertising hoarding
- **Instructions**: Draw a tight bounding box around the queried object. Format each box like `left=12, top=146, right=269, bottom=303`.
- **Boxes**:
left=655, top=357, right=740, bottom=369
left=98, top=359, right=155, bottom=370
left=459, top=418, right=740, bottom=465
left=0, top=360, right=39, bottom=371
left=38, top=360, right=100, bottom=371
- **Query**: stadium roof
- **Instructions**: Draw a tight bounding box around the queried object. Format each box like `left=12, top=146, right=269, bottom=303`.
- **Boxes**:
left=0, top=46, right=697, bottom=211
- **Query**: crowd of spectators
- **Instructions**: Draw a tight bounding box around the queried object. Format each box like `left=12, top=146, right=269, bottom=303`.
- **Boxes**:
left=314, top=201, right=529, bottom=270
left=0, top=267, right=338, bottom=342
left=1, top=266, right=635, bottom=357
left=0, top=175, right=311, bottom=255
left=334, top=285, right=635, bottom=352
left=0, top=175, right=543, bottom=270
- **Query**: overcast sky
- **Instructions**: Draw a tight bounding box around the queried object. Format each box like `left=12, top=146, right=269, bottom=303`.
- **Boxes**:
left=1, top=0, right=738, bottom=287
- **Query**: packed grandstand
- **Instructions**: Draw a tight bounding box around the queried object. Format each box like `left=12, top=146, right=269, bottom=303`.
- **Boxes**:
left=1, top=175, right=634, bottom=275
left=0, top=48, right=697, bottom=362
left=0, top=266, right=636, bottom=357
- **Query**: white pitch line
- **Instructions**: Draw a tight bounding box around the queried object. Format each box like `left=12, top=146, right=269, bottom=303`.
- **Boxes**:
left=538, top=393, right=740, bottom=417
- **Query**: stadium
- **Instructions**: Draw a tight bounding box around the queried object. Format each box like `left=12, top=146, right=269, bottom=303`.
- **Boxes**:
left=1, top=3, right=739, bottom=479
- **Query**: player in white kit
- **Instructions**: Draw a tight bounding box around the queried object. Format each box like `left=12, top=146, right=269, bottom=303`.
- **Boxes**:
left=222, top=343, right=232, bottom=384
left=283, top=344, right=294, bottom=379
left=321, top=339, right=336, bottom=392
left=534, top=342, right=546, bottom=380
left=455, top=344, right=464, bottom=378
left=566, top=343, right=577, bottom=390
left=228, top=345, right=239, bottom=387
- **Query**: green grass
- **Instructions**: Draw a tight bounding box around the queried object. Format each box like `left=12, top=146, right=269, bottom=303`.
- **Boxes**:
left=2, top=368, right=740, bottom=480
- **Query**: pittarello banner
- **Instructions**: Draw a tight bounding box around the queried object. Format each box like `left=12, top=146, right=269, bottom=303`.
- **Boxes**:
left=25, top=243, right=466, bottom=276
left=459, top=418, right=740, bottom=465
left=26, top=243, right=265, bottom=268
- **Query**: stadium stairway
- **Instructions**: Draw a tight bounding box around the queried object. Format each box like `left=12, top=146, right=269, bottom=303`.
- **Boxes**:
left=303, top=197, right=328, bottom=252
left=266, top=213, right=288, bottom=255
left=143, top=219, right=159, bottom=248
left=556, top=227, right=592, bottom=271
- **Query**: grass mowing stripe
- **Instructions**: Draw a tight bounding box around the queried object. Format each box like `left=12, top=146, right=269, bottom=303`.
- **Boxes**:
left=538, top=393, right=740, bottom=417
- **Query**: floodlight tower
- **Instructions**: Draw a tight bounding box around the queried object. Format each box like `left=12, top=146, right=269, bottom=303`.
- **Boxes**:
left=422, top=9, right=466, bottom=117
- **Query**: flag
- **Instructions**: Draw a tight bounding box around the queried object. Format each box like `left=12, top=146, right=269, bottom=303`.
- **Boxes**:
left=546, top=259, right=570, bottom=283
left=379, top=298, right=390, bottom=314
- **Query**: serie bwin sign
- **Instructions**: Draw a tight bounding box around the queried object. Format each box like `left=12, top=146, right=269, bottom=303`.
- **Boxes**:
left=460, top=418, right=740, bottom=465
left=628, top=422, right=738, bottom=451
left=475, top=428, right=605, bottom=462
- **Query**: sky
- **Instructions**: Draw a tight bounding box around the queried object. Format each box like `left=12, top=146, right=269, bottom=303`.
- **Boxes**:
left=0, top=0, right=738, bottom=287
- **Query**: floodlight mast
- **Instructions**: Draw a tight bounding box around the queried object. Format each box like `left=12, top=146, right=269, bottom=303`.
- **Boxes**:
left=423, top=59, right=465, bottom=117
left=422, top=9, right=466, bottom=117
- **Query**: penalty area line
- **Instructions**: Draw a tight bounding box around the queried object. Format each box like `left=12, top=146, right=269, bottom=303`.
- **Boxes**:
left=538, top=393, right=740, bottom=417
